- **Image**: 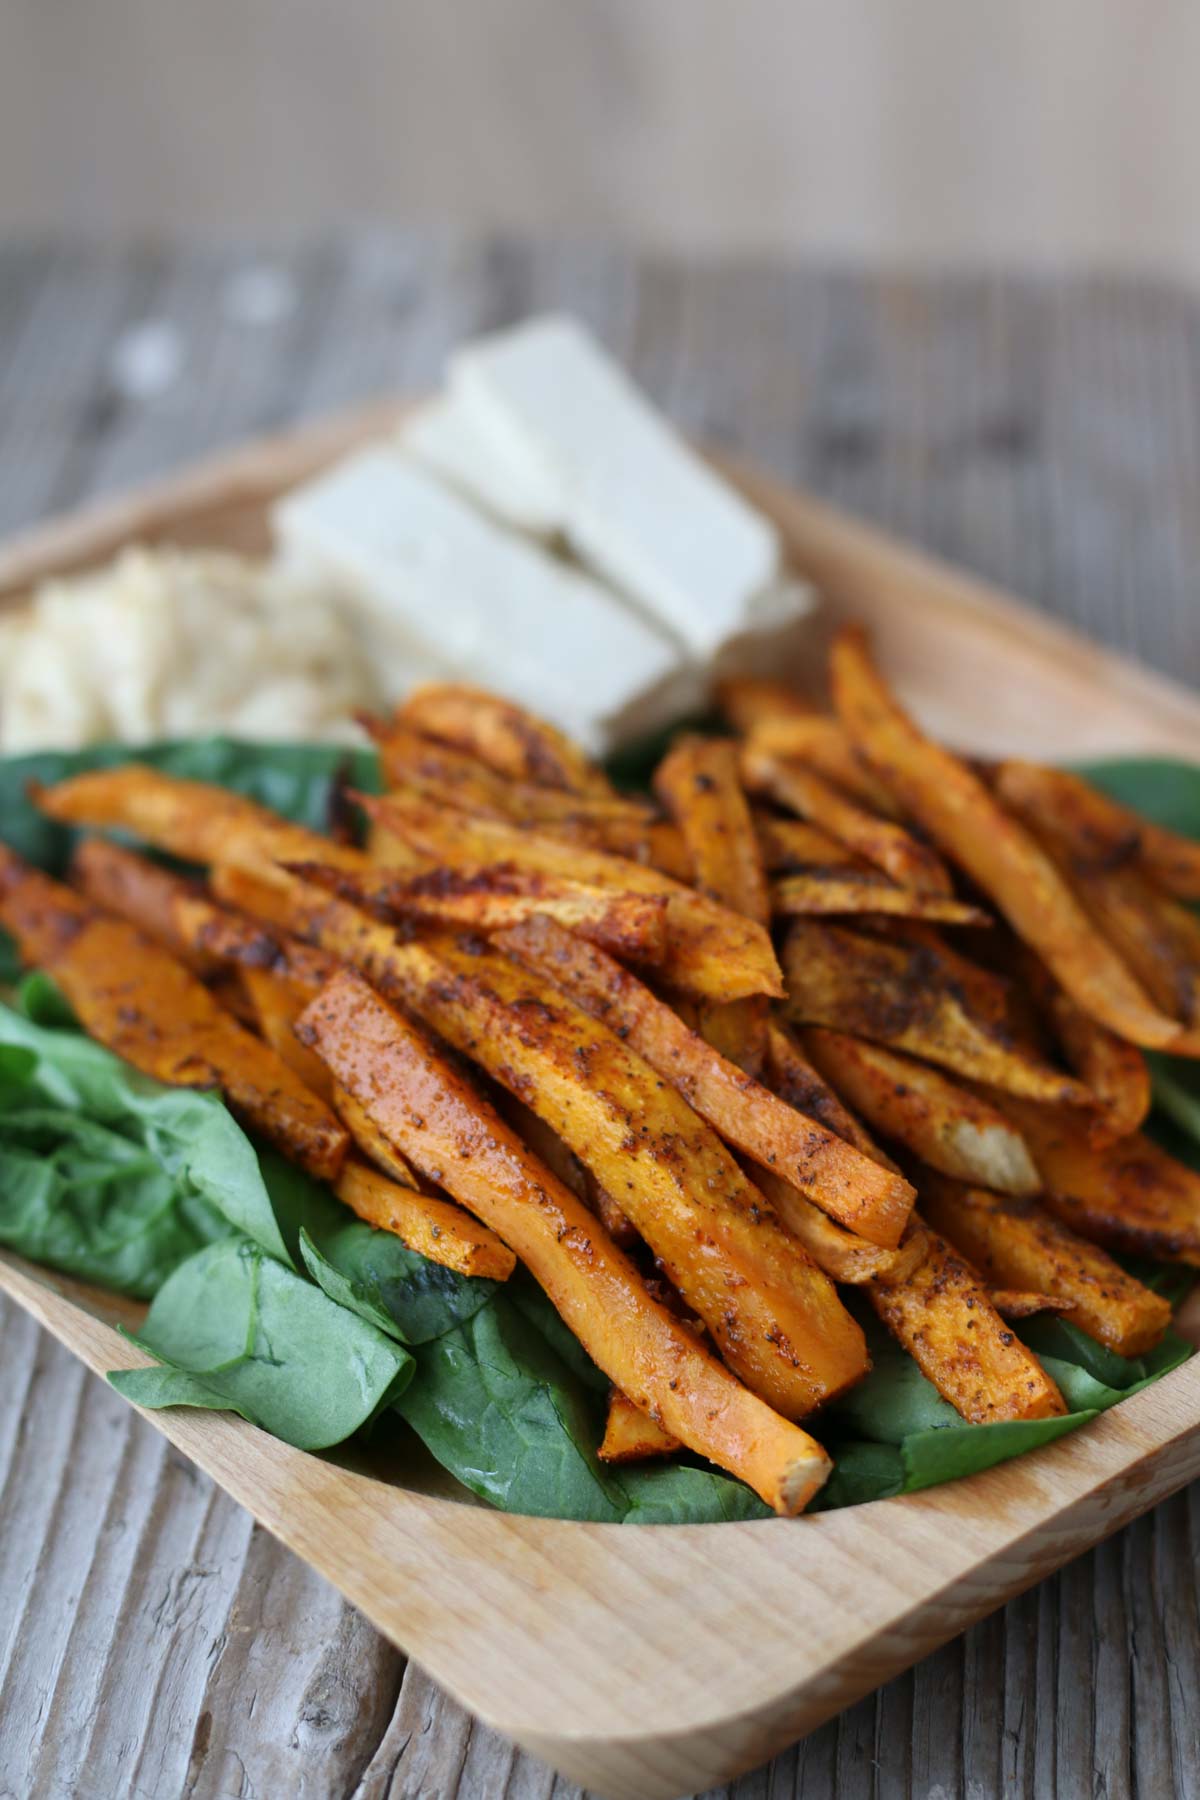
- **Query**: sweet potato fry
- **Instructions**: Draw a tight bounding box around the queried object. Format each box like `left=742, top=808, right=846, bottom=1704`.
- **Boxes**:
left=0, top=852, right=348, bottom=1183
left=654, top=734, right=771, bottom=1074
left=741, top=744, right=954, bottom=897
left=34, top=764, right=368, bottom=877
left=919, top=1175, right=1170, bottom=1357
left=368, top=719, right=650, bottom=828
left=173, top=890, right=339, bottom=993
left=989, top=1291, right=1076, bottom=1321
left=753, top=1166, right=928, bottom=1284
left=599, top=1389, right=680, bottom=1463
left=496, top=1092, right=642, bottom=1250
left=654, top=736, right=771, bottom=927
left=1043, top=981, right=1152, bottom=1146
left=71, top=839, right=215, bottom=971
left=717, top=676, right=814, bottom=734
left=771, top=871, right=990, bottom=926
left=745, top=714, right=901, bottom=816
left=335, top=1159, right=516, bottom=1281
left=286, top=860, right=669, bottom=965
left=241, top=965, right=336, bottom=1102
left=783, top=920, right=1090, bottom=1104
left=997, top=760, right=1200, bottom=1029
left=830, top=627, right=1182, bottom=1048
left=496, top=913, right=915, bottom=1248
left=263, top=886, right=867, bottom=1416
left=295, top=969, right=833, bottom=1512
left=0, top=842, right=92, bottom=963
left=359, top=791, right=783, bottom=1003
left=754, top=812, right=864, bottom=873
left=991, top=760, right=1200, bottom=901
left=763, top=1019, right=898, bottom=1167
left=803, top=1029, right=1040, bottom=1196
left=868, top=1228, right=1067, bottom=1423
left=397, top=684, right=615, bottom=797
left=1004, top=1101, right=1200, bottom=1266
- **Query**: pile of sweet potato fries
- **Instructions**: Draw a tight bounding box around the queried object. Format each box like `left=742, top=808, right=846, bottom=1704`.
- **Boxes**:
left=3, top=625, right=1199, bottom=1515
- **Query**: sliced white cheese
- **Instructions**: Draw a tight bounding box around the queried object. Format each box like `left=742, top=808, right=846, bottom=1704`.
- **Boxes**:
left=449, top=314, right=783, bottom=659
left=397, top=395, right=560, bottom=539
left=273, top=450, right=701, bottom=754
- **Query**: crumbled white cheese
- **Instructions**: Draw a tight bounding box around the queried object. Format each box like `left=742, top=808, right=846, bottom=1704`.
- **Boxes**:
left=0, top=547, right=379, bottom=753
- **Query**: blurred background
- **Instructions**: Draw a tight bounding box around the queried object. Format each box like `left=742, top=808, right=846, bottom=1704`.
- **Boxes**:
left=3, top=0, right=1199, bottom=278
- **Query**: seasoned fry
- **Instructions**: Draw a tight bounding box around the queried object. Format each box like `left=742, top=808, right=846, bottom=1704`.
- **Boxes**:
left=745, top=714, right=901, bottom=815
left=997, top=760, right=1200, bottom=1029
left=599, top=1388, right=680, bottom=1462
left=368, top=719, right=651, bottom=827
left=397, top=683, right=615, bottom=797
left=868, top=1229, right=1067, bottom=1424
left=34, top=764, right=368, bottom=877
left=286, top=860, right=669, bottom=965
left=830, top=627, right=1182, bottom=1048
left=260, top=882, right=868, bottom=1416
left=991, top=760, right=1200, bottom=902
left=173, top=890, right=339, bottom=992
left=803, top=1029, right=1040, bottom=1196
left=989, top=1291, right=1076, bottom=1321
left=242, top=965, right=337, bottom=1102
left=1005, top=1101, right=1200, bottom=1266
left=71, top=839, right=215, bottom=972
left=497, top=913, right=916, bottom=1248
left=0, top=843, right=93, bottom=963
left=296, top=969, right=834, bottom=1512
left=741, top=744, right=954, bottom=897
left=754, top=811, right=864, bottom=873
left=717, top=676, right=814, bottom=734
left=783, top=919, right=1089, bottom=1104
left=763, top=1019, right=898, bottom=1167
left=919, top=1176, right=1170, bottom=1357
left=654, top=736, right=770, bottom=926
left=0, top=852, right=349, bottom=1183
left=654, top=734, right=771, bottom=1074
left=335, top=1158, right=517, bottom=1281
left=771, top=871, right=990, bottom=926
left=1043, top=981, right=1152, bottom=1146
left=360, top=791, right=783, bottom=1003
left=331, top=1080, right=422, bottom=1187
left=753, top=1165, right=928, bottom=1284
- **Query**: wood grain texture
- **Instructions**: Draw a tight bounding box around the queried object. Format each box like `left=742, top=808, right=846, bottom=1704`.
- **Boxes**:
left=1, top=239, right=1200, bottom=1800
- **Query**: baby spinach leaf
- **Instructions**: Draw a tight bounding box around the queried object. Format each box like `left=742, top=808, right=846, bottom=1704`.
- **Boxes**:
left=0, top=1002, right=291, bottom=1270
left=1077, top=758, right=1200, bottom=840
left=899, top=1411, right=1091, bottom=1493
left=110, top=1237, right=413, bottom=1450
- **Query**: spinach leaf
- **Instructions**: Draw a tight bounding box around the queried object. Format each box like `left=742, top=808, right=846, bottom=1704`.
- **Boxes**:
left=811, top=1310, right=1195, bottom=1509
left=1077, top=758, right=1200, bottom=840
left=109, top=1237, right=413, bottom=1449
left=0, top=1002, right=291, bottom=1269
left=395, top=1281, right=771, bottom=1523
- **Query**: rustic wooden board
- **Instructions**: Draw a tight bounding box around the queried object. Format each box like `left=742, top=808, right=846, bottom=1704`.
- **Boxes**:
left=2, top=402, right=1200, bottom=1799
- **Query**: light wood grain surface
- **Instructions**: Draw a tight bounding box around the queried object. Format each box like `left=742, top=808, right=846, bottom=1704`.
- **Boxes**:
left=2, top=237, right=1200, bottom=1799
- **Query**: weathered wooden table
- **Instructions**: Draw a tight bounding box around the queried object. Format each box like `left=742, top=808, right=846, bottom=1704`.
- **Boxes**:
left=2, top=237, right=1199, bottom=1800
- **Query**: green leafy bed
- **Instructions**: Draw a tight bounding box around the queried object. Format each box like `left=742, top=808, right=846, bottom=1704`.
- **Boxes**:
left=0, top=738, right=1197, bottom=1524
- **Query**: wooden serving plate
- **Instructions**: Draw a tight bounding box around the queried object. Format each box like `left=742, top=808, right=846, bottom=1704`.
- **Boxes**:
left=3, top=407, right=1200, bottom=1800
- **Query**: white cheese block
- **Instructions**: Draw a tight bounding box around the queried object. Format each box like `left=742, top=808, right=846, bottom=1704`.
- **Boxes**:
left=398, top=395, right=560, bottom=538
left=273, top=450, right=702, bottom=754
left=449, top=314, right=783, bottom=658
